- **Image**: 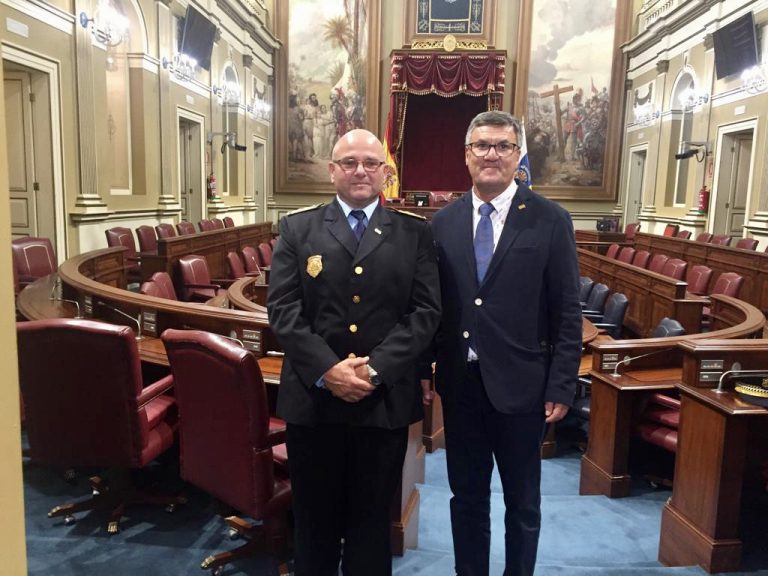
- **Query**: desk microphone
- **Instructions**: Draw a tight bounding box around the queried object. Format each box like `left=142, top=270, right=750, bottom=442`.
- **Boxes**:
left=49, top=278, right=83, bottom=319
left=611, top=347, right=675, bottom=377
left=97, top=301, right=142, bottom=340
left=715, top=368, right=768, bottom=393
left=218, top=334, right=244, bottom=347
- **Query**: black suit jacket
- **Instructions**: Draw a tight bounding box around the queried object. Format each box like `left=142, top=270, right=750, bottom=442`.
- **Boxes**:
left=431, top=183, right=582, bottom=413
left=267, top=201, right=441, bottom=429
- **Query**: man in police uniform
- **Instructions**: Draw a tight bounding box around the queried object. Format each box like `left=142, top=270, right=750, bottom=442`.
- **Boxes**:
left=267, top=129, right=441, bottom=576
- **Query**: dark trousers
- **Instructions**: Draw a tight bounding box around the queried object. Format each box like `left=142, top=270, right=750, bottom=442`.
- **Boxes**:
left=443, top=363, right=546, bottom=576
left=286, top=422, right=409, bottom=576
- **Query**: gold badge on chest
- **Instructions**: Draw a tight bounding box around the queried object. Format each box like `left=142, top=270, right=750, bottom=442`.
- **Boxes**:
left=306, top=255, right=323, bottom=278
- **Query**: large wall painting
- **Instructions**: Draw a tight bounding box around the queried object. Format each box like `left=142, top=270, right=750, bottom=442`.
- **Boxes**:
left=513, top=0, right=630, bottom=200
left=276, top=0, right=380, bottom=194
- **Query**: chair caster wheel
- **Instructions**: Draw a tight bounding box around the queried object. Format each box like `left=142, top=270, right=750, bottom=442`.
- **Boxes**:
left=228, top=527, right=240, bottom=540
left=63, top=515, right=76, bottom=526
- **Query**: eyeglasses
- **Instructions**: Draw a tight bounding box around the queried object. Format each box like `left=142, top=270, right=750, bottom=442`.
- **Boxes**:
left=465, top=141, right=520, bottom=157
left=332, top=158, right=386, bottom=172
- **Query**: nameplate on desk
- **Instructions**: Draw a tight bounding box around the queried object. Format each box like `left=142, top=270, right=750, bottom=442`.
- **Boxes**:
left=242, top=329, right=261, bottom=353
left=701, top=359, right=724, bottom=371
left=699, top=371, right=723, bottom=383
left=142, top=310, right=158, bottom=337
left=83, top=295, right=93, bottom=316
left=601, top=353, right=619, bottom=372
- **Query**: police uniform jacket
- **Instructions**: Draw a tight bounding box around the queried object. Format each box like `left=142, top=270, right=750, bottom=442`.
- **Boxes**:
left=267, top=201, right=441, bottom=429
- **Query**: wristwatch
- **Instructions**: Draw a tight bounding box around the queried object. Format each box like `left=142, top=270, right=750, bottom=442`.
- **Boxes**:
left=367, top=364, right=382, bottom=387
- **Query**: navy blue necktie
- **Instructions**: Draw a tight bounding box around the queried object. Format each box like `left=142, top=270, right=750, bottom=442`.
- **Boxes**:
left=350, top=210, right=367, bottom=243
left=474, top=203, right=495, bottom=283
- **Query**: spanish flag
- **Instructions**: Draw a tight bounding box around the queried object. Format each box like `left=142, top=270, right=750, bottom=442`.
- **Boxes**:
left=381, top=118, right=400, bottom=201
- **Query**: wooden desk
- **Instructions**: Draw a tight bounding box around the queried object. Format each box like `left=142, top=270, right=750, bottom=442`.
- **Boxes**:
left=659, top=340, right=768, bottom=573
left=635, top=232, right=768, bottom=314
left=575, top=230, right=627, bottom=255
left=579, top=248, right=706, bottom=337
left=579, top=296, right=765, bottom=498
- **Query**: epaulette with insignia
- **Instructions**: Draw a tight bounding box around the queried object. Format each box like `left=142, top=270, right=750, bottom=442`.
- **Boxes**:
left=285, top=203, right=323, bottom=216
left=388, top=208, right=426, bottom=220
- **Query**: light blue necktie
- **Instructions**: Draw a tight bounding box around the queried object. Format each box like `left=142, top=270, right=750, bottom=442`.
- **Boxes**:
left=350, top=210, right=367, bottom=243
left=474, top=203, right=495, bottom=283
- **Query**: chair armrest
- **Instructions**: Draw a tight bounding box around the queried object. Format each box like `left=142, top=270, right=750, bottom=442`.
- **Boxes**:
left=211, top=278, right=236, bottom=288
left=582, top=311, right=604, bottom=321
left=245, top=272, right=262, bottom=278
left=590, top=322, right=617, bottom=330
left=648, top=392, right=680, bottom=410
left=137, top=374, right=174, bottom=408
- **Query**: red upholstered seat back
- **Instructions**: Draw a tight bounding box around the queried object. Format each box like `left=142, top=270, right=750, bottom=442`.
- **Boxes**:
left=227, top=251, right=247, bottom=279
left=632, top=250, right=651, bottom=269
left=661, top=258, right=687, bottom=280
left=211, top=218, right=225, bottom=230
left=11, top=236, right=57, bottom=284
left=711, top=234, right=731, bottom=246
left=624, top=222, right=640, bottom=240
left=105, top=227, right=138, bottom=259
left=178, top=254, right=216, bottom=301
left=136, top=225, right=158, bottom=253
left=685, top=265, right=713, bottom=296
left=662, top=223, right=679, bottom=237
left=257, top=242, right=272, bottom=267
left=241, top=246, right=262, bottom=274
left=617, top=247, right=636, bottom=264
left=676, top=230, right=691, bottom=240
left=223, top=216, right=235, bottom=228
left=155, top=223, right=177, bottom=239
left=648, top=253, right=669, bottom=274
left=710, top=272, right=744, bottom=298
left=16, top=319, right=173, bottom=468
left=176, top=221, right=196, bottom=236
left=162, top=329, right=283, bottom=518
left=695, top=232, right=713, bottom=243
left=150, top=272, right=178, bottom=300
left=605, top=243, right=620, bottom=259
left=735, top=237, right=758, bottom=250
left=198, top=219, right=216, bottom=232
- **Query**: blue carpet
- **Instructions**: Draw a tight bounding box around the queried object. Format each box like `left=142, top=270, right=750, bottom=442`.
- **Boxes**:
left=23, top=445, right=768, bottom=575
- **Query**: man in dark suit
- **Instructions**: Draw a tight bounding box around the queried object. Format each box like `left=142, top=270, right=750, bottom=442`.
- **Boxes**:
left=429, top=111, right=582, bottom=576
left=267, top=129, right=441, bottom=576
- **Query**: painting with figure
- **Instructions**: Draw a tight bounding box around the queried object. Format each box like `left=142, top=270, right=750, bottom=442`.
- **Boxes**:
left=523, top=0, right=616, bottom=189
left=286, top=0, right=369, bottom=183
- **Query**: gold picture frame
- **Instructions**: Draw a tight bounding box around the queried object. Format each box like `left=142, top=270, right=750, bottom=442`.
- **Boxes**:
left=404, top=0, right=496, bottom=48
left=275, top=0, right=381, bottom=195
left=512, top=0, right=631, bottom=201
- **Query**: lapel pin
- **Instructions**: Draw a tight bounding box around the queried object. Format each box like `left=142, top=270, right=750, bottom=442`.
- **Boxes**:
left=374, top=227, right=382, bottom=235
left=518, top=203, right=526, bottom=210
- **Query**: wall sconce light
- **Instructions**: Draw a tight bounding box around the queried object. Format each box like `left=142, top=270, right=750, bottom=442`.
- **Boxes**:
left=79, top=0, right=128, bottom=48
left=674, top=141, right=708, bottom=162
left=741, top=66, right=767, bottom=95
left=162, top=53, right=197, bottom=82
left=678, top=87, right=709, bottom=111
left=212, top=81, right=241, bottom=107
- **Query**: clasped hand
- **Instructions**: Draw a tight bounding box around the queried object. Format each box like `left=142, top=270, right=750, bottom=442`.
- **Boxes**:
left=323, top=356, right=375, bottom=402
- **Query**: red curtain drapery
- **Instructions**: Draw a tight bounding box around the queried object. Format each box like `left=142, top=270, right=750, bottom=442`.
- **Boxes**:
left=386, top=51, right=506, bottom=195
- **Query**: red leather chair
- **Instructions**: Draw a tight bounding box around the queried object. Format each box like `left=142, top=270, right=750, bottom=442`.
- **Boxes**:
left=270, top=237, right=278, bottom=251
left=661, top=258, right=688, bottom=280
left=685, top=265, right=713, bottom=296
left=222, top=216, right=235, bottom=228
left=176, top=221, right=196, bottom=236
left=211, top=218, right=225, bottom=230
left=631, top=250, right=651, bottom=269
left=676, top=230, right=691, bottom=240
left=257, top=242, right=273, bottom=267
left=135, top=225, right=158, bottom=255
left=634, top=392, right=681, bottom=454
left=624, top=222, right=641, bottom=241
left=617, top=247, right=636, bottom=264
left=161, top=329, right=291, bottom=574
left=139, top=272, right=178, bottom=300
left=177, top=254, right=221, bottom=302
left=105, top=227, right=141, bottom=284
left=735, top=237, right=758, bottom=250
left=605, top=243, right=620, bottom=259
left=11, top=236, right=57, bottom=289
left=662, top=224, right=679, bottom=237
left=709, top=272, right=744, bottom=298
left=226, top=251, right=261, bottom=280
left=711, top=234, right=731, bottom=246
left=17, top=319, right=183, bottom=533
left=241, top=246, right=262, bottom=275
left=155, top=223, right=177, bottom=239
left=648, top=253, right=669, bottom=274
left=695, top=232, right=713, bottom=243
left=198, top=219, right=216, bottom=232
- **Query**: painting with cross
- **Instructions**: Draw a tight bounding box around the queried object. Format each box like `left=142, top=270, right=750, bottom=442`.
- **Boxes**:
left=513, top=0, right=628, bottom=199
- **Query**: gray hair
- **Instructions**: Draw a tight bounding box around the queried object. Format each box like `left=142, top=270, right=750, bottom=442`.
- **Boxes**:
left=464, top=111, right=521, bottom=144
